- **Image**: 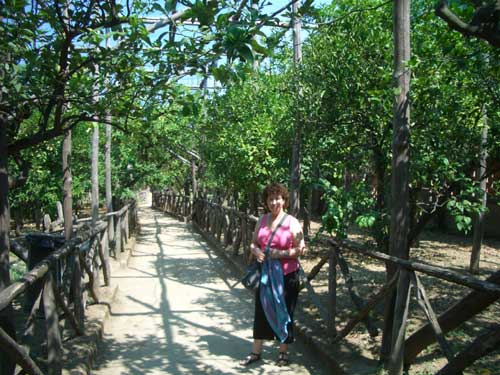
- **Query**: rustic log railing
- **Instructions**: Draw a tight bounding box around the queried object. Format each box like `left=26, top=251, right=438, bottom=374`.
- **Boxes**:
left=1, top=201, right=137, bottom=375
left=318, top=236, right=500, bottom=375
left=152, top=189, right=500, bottom=375
left=152, top=190, right=258, bottom=259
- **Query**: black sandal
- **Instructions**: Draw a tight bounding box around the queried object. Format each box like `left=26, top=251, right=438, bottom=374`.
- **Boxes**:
left=276, top=352, right=289, bottom=367
left=240, top=352, right=262, bottom=366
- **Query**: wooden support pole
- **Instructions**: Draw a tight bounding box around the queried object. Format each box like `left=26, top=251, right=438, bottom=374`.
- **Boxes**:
left=91, top=238, right=101, bottom=300
left=436, top=325, right=500, bottom=375
left=241, top=218, right=248, bottom=258
left=10, top=239, right=28, bottom=263
left=105, top=121, right=114, bottom=244
left=246, top=219, right=254, bottom=253
left=328, top=246, right=338, bottom=336
left=100, top=229, right=111, bottom=286
left=404, top=270, right=500, bottom=366
left=388, top=269, right=412, bottom=375
left=71, top=253, right=84, bottom=331
left=411, top=272, right=455, bottom=365
left=216, top=210, right=223, bottom=242
left=43, top=273, right=62, bottom=375
left=223, top=213, right=231, bottom=248
left=233, top=216, right=242, bottom=256
left=121, top=213, right=126, bottom=248
left=308, top=255, right=328, bottom=281
left=124, top=210, right=129, bottom=243
left=0, top=326, right=44, bottom=375
left=53, top=283, right=82, bottom=336
left=115, top=215, right=122, bottom=259
left=79, top=251, right=99, bottom=304
left=23, top=289, right=42, bottom=348
left=470, top=104, right=488, bottom=274
left=336, top=271, right=399, bottom=341
left=337, top=251, right=378, bottom=337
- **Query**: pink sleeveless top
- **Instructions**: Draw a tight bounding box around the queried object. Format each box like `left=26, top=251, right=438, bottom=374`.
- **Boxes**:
left=257, top=214, right=299, bottom=275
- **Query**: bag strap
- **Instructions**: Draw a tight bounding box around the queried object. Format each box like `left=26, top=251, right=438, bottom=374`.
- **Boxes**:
left=263, top=213, right=288, bottom=255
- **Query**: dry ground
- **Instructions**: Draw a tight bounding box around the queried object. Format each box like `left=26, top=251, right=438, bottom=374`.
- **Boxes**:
left=298, top=224, right=499, bottom=375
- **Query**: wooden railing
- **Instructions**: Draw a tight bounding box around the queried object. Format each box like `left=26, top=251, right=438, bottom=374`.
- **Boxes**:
left=318, top=237, right=500, bottom=375
left=1, top=201, right=137, bottom=375
left=152, top=190, right=258, bottom=259
left=152, top=189, right=500, bottom=375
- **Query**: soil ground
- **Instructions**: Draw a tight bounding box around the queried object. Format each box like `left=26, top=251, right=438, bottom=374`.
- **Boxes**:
left=298, top=221, right=500, bottom=375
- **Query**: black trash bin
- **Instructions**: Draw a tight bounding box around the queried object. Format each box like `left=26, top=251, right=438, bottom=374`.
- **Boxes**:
left=25, top=233, right=65, bottom=312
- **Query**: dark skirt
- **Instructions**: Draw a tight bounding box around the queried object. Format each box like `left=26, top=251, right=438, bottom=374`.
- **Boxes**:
left=253, top=270, right=300, bottom=344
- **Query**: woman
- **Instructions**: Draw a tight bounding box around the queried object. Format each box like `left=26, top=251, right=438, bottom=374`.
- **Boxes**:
left=240, top=183, right=306, bottom=367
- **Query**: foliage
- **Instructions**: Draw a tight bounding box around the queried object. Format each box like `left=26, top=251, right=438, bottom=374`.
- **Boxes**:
left=3, top=0, right=500, bottom=237
left=296, top=0, right=500, bottom=240
left=200, top=70, right=293, bottom=198
left=319, top=178, right=376, bottom=239
left=297, top=0, right=394, bottom=246
left=2, top=0, right=306, bottom=219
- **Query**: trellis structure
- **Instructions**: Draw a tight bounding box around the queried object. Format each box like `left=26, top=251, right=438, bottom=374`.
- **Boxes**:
left=152, top=189, right=500, bottom=375
left=0, top=202, right=137, bottom=375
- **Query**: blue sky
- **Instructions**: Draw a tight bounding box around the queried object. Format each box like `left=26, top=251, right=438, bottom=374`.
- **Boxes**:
left=174, top=0, right=329, bottom=88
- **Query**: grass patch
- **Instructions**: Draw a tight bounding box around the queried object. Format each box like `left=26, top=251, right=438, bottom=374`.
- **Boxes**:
left=10, top=258, right=27, bottom=282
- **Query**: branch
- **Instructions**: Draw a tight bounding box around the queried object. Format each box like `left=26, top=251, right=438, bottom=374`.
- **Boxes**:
left=231, top=0, right=249, bottom=22
left=7, top=111, right=130, bottom=155
left=435, top=1, right=500, bottom=47
left=8, top=155, right=31, bottom=190
left=146, top=8, right=190, bottom=34
left=317, top=0, right=392, bottom=27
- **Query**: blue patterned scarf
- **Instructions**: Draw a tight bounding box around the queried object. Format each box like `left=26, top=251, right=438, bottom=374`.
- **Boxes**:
left=259, top=239, right=291, bottom=342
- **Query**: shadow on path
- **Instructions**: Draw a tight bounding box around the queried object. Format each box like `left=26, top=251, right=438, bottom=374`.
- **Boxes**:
left=93, top=207, right=329, bottom=374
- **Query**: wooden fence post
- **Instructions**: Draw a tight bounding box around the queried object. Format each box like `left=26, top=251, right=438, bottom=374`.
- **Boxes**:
left=124, top=209, right=129, bottom=243
left=233, top=215, right=242, bottom=256
left=328, top=246, right=338, bottom=336
left=43, top=273, right=62, bottom=375
left=100, top=228, right=111, bottom=286
left=241, top=217, right=247, bottom=259
left=116, top=215, right=122, bottom=260
left=71, top=252, right=84, bottom=331
left=0, top=326, right=44, bottom=375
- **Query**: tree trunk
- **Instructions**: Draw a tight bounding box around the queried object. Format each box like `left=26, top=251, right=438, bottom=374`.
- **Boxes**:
left=311, top=162, right=321, bottom=215
left=91, top=75, right=99, bottom=226
left=301, top=184, right=311, bottom=238
left=386, top=1, right=412, bottom=374
left=62, top=129, right=72, bottom=240
left=289, top=0, right=302, bottom=217
left=105, top=120, right=114, bottom=243
left=470, top=108, right=488, bottom=274
left=191, top=157, right=198, bottom=198
left=373, top=145, right=389, bottom=252
left=0, top=119, right=16, bottom=375
left=91, top=122, right=99, bottom=224
left=328, top=247, right=338, bottom=336
left=249, top=191, right=258, bottom=216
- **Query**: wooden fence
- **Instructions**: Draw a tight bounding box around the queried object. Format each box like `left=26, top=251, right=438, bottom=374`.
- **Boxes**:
left=0, top=201, right=137, bottom=375
left=152, top=189, right=500, bottom=375
left=152, top=191, right=258, bottom=259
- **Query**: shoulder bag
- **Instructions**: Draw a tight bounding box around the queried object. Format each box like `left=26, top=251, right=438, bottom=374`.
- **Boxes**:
left=241, top=213, right=288, bottom=290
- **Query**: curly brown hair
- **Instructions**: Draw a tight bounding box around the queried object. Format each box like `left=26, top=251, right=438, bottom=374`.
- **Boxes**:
left=262, top=183, right=289, bottom=211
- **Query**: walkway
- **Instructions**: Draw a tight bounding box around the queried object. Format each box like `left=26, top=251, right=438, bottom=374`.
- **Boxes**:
left=92, top=201, right=329, bottom=375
